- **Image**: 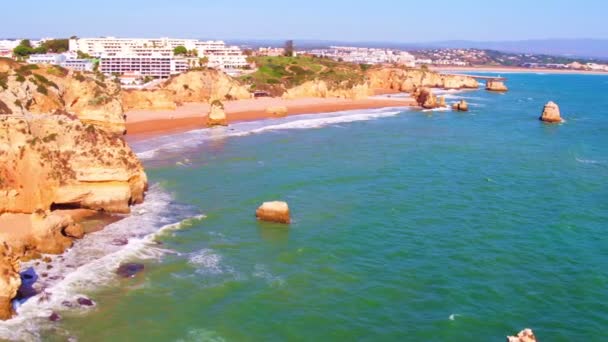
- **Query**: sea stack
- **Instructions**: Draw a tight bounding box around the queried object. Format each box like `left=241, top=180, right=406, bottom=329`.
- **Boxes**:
left=486, top=80, right=508, bottom=92
left=414, top=87, right=440, bottom=109
left=207, top=100, right=228, bottom=126
left=507, top=328, right=537, bottom=342
left=256, top=201, right=291, bottom=224
left=452, top=99, right=469, bottom=111
left=539, top=101, right=564, bottom=123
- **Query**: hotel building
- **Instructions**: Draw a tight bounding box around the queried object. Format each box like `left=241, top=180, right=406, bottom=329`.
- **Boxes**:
left=69, top=37, right=248, bottom=77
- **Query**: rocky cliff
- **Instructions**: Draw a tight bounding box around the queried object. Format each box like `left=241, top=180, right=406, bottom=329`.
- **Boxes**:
left=0, top=113, right=147, bottom=318
left=282, top=80, right=371, bottom=100
left=486, top=80, right=508, bottom=92
left=366, top=68, right=479, bottom=92
left=122, top=69, right=251, bottom=111
left=0, top=59, right=125, bottom=134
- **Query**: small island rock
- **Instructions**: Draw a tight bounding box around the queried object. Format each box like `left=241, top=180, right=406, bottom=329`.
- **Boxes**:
left=539, top=101, right=564, bottom=123
left=486, top=80, right=508, bottom=92
left=414, top=87, right=441, bottom=109
left=507, top=328, right=537, bottom=342
left=452, top=99, right=469, bottom=111
left=256, top=201, right=291, bottom=224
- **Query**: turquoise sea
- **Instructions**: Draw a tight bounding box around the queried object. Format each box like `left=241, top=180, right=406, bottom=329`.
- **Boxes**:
left=1, top=73, right=607, bottom=341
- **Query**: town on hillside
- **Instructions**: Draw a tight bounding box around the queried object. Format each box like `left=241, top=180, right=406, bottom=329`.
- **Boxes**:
left=1, top=37, right=607, bottom=89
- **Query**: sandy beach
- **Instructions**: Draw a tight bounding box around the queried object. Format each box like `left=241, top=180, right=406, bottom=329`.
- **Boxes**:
left=126, top=96, right=416, bottom=139
left=432, top=65, right=608, bottom=75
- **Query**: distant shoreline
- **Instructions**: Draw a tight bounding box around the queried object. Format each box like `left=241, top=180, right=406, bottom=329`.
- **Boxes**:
left=432, top=66, right=608, bottom=75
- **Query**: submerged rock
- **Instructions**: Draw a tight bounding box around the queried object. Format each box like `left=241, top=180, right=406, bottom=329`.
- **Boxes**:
left=452, top=99, right=469, bottom=112
left=539, top=101, right=564, bottom=123
left=77, top=297, right=95, bottom=307
left=49, top=312, right=61, bottom=322
left=116, top=263, right=145, bottom=278
left=256, top=201, right=291, bottom=224
left=507, top=328, right=537, bottom=342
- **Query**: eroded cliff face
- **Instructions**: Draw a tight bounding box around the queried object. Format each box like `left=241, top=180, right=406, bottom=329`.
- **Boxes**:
left=0, top=59, right=125, bottom=134
left=282, top=80, right=371, bottom=100
left=0, top=115, right=146, bottom=215
left=366, top=68, right=479, bottom=92
left=122, top=69, right=251, bottom=111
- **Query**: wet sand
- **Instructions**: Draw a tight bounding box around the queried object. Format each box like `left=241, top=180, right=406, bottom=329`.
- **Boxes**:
left=125, top=96, right=416, bottom=140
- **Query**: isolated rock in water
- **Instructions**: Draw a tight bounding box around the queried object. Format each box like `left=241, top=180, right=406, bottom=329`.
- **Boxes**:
left=256, top=201, right=291, bottom=224
left=116, top=263, right=145, bottom=278
left=507, top=328, right=537, bottom=342
left=266, top=106, right=288, bottom=116
left=77, top=297, right=95, bottom=306
left=486, top=80, right=508, bottom=92
left=452, top=99, right=469, bottom=111
left=439, top=96, right=446, bottom=107
left=207, top=101, right=228, bottom=126
left=414, top=87, right=440, bottom=109
left=539, top=101, right=564, bottom=123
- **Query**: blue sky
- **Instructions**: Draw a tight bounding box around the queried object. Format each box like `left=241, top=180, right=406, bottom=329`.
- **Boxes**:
left=3, top=0, right=607, bottom=41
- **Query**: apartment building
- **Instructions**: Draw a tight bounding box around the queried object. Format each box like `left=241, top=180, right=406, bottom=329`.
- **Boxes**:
left=70, top=37, right=248, bottom=71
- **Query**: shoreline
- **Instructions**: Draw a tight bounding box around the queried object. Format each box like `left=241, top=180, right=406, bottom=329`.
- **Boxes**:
left=432, top=65, right=608, bottom=75
left=125, top=96, right=417, bottom=140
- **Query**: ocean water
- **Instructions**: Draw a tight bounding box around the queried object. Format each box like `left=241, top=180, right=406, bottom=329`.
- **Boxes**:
left=2, top=73, right=608, bottom=341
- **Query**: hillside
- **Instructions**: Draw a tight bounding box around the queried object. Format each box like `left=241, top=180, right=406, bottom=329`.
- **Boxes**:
left=239, top=56, right=368, bottom=96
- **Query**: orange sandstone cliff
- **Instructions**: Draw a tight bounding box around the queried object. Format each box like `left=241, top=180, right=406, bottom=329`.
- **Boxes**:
left=0, top=60, right=147, bottom=319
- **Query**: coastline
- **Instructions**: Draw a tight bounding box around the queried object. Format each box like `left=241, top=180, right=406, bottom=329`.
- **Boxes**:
left=432, top=65, right=608, bottom=75
left=125, top=96, right=416, bottom=140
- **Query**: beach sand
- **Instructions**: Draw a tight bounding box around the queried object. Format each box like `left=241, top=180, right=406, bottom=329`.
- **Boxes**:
left=125, top=96, right=416, bottom=139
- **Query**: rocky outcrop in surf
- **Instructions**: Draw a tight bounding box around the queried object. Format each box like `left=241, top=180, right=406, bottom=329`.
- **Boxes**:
left=366, top=68, right=479, bottom=92
left=539, top=101, right=564, bottom=123
left=414, top=87, right=443, bottom=109
left=452, top=99, right=469, bottom=111
left=256, top=201, right=291, bottom=224
left=507, top=328, right=537, bottom=342
left=486, top=80, right=508, bottom=92
left=0, top=243, right=20, bottom=320
left=122, top=69, right=251, bottom=111
left=0, top=59, right=125, bottom=134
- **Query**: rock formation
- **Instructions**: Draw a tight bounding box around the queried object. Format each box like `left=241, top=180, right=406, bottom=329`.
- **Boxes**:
left=282, top=80, right=371, bottom=100
left=507, top=328, right=537, bottom=342
left=121, top=89, right=177, bottom=111
left=0, top=115, right=147, bottom=215
left=122, top=69, right=250, bottom=111
left=207, top=100, right=227, bottom=126
left=0, top=113, right=147, bottom=318
left=0, top=60, right=126, bottom=134
left=414, top=87, right=442, bottom=109
left=366, top=68, right=479, bottom=93
left=256, top=201, right=291, bottom=224
left=0, top=243, right=20, bottom=320
left=539, top=101, right=564, bottom=123
left=486, top=80, right=508, bottom=92
left=452, top=99, right=469, bottom=111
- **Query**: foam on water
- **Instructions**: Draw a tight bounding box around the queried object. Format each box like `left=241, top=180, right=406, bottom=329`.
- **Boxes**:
left=132, top=107, right=407, bottom=160
left=0, top=185, right=201, bottom=341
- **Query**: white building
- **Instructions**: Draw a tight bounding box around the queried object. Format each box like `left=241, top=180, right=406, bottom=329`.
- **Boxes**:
left=99, top=52, right=189, bottom=78
left=70, top=37, right=248, bottom=71
left=61, top=59, right=95, bottom=72
left=27, top=54, right=67, bottom=65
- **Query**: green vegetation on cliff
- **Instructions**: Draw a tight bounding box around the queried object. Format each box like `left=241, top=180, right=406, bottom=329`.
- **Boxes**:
left=239, top=56, right=367, bottom=96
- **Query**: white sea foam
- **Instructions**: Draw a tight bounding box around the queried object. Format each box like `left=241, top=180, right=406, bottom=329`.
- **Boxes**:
left=132, top=107, right=408, bottom=160
left=0, top=185, right=201, bottom=341
left=576, top=157, right=605, bottom=165
left=253, top=264, right=286, bottom=288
